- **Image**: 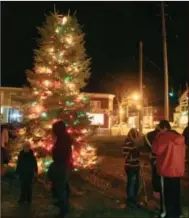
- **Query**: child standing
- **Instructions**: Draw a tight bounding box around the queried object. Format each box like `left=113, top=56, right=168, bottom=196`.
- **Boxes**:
left=16, top=142, right=38, bottom=204
left=122, top=128, right=141, bottom=208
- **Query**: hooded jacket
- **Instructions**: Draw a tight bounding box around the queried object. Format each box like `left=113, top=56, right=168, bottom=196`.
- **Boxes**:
left=152, top=130, right=186, bottom=177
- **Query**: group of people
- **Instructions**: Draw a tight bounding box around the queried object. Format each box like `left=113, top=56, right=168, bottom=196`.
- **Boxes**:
left=1, top=121, right=72, bottom=218
left=1, top=120, right=188, bottom=218
left=123, top=120, right=188, bottom=218
left=15, top=120, right=73, bottom=218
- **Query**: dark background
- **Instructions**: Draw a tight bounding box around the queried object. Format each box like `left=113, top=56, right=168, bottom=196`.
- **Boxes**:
left=1, top=1, right=188, bottom=106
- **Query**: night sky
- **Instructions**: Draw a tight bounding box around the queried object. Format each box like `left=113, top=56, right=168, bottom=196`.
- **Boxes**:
left=1, top=1, right=188, bottom=106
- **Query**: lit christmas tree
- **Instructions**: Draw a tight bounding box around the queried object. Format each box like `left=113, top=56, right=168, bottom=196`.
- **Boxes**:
left=13, top=12, right=97, bottom=173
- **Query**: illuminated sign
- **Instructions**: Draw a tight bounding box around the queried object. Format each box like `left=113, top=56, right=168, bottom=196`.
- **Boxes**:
left=87, top=113, right=104, bottom=125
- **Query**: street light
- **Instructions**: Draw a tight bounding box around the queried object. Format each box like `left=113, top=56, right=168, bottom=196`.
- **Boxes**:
left=136, top=105, right=141, bottom=110
left=132, top=93, right=140, bottom=101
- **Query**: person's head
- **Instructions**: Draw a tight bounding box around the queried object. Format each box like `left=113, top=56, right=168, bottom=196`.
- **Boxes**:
left=158, top=120, right=171, bottom=132
left=127, top=128, right=140, bottom=142
left=23, top=142, right=31, bottom=152
left=52, top=120, right=67, bottom=139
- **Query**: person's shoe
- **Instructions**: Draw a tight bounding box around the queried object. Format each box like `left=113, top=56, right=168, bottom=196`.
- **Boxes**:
left=153, top=214, right=167, bottom=218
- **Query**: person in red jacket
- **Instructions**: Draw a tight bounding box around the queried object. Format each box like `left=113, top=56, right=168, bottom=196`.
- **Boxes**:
left=152, top=120, right=186, bottom=218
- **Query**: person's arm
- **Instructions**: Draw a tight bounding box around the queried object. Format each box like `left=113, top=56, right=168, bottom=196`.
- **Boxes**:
left=16, top=152, right=22, bottom=175
left=2, top=147, right=10, bottom=164
left=152, top=134, right=167, bottom=156
left=136, top=135, right=151, bottom=152
left=33, top=154, right=38, bottom=174
left=122, top=141, right=130, bottom=159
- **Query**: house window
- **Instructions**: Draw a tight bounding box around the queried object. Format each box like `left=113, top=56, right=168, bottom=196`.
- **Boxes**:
left=90, top=101, right=101, bottom=110
left=87, top=113, right=104, bottom=125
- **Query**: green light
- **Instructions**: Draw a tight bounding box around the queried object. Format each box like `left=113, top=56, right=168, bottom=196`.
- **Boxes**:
left=66, top=101, right=74, bottom=106
left=74, top=120, right=79, bottom=125
left=78, top=112, right=86, bottom=118
left=41, top=112, right=47, bottom=118
left=169, top=92, right=174, bottom=97
left=64, top=76, right=72, bottom=83
left=82, top=96, right=88, bottom=102
left=32, top=102, right=37, bottom=106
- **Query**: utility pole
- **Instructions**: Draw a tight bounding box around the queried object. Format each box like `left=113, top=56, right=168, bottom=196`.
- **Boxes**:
left=139, top=41, right=143, bottom=133
left=161, top=2, right=169, bottom=120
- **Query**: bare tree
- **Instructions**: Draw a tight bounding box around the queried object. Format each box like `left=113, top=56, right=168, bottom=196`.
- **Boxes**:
left=101, top=72, right=139, bottom=123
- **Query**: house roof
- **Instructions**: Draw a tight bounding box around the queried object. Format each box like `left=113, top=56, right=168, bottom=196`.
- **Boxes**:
left=0, top=86, right=115, bottom=99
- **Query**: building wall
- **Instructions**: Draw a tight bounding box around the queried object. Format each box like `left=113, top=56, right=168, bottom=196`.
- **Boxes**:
left=0, top=87, right=115, bottom=129
left=153, top=107, right=165, bottom=121
left=173, top=90, right=188, bottom=127
left=87, top=95, right=114, bottom=129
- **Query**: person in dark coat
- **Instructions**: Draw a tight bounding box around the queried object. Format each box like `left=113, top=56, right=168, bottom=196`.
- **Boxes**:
left=50, top=120, right=73, bottom=217
left=144, top=125, right=161, bottom=194
left=16, top=142, right=38, bottom=204
left=1, top=145, right=10, bottom=176
left=1, top=146, right=10, bottom=165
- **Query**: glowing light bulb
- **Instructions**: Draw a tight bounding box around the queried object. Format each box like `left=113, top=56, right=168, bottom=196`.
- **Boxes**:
left=55, top=28, right=59, bottom=33
left=37, top=66, right=52, bottom=74
left=34, top=105, right=44, bottom=113
left=48, top=47, right=54, bottom=53
left=74, top=67, right=79, bottom=73
left=67, top=83, right=75, bottom=90
left=82, top=129, right=87, bottom=134
left=62, top=16, right=68, bottom=25
left=41, top=112, right=47, bottom=118
left=67, top=128, right=73, bottom=134
left=43, top=80, right=51, bottom=87
left=33, top=91, right=39, bottom=95
left=65, top=35, right=73, bottom=45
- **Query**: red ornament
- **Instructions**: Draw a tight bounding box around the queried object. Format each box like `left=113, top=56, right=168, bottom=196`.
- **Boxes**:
left=67, top=128, right=73, bottom=134
left=75, top=97, right=81, bottom=103
left=54, top=81, right=61, bottom=88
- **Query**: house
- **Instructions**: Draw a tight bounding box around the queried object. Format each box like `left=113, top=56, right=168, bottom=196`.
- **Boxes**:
left=173, top=89, right=188, bottom=127
left=0, top=87, right=115, bottom=133
left=0, top=87, right=23, bottom=123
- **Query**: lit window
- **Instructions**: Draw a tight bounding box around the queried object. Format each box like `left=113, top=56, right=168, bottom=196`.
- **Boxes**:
left=87, top=113, right=104, bottom=125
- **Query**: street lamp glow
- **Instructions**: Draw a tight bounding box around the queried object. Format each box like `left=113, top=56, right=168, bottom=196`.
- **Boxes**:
left=136, top=105, right=141, bottom=110
left=132, top=93, right=140, bottom=101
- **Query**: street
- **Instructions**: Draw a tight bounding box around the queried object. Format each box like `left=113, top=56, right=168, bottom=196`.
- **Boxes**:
left=2, top=136, right=189, bottom=218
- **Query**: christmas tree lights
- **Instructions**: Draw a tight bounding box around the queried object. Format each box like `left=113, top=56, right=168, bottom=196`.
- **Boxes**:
left=13, top=12, right=97, bottom=173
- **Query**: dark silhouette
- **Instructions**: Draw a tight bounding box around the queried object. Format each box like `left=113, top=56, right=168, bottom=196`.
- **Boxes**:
left=144, top=125, right=161, bottom=193
left=49, top=120, right=73, bottom=218
left=16, top=142, right=38, bottom=204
